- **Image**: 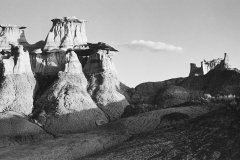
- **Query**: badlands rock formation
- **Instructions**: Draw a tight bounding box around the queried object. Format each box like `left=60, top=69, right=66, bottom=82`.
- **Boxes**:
left=34, top=51, right=108, bottom=134
left=0, top=45, right=36, bottom=114
left=189, top=53, right=230, bottom=77
left=30, top=49, right=66, bottom=74
left=1, top=15, right=240, bottom=160
left=0, top=24, right=43, bottom=52
left=0, top=25, right=28, bottom=51
left=84, top=47, right=129, bottom=121
left=43, top=16, right=88, bottom=51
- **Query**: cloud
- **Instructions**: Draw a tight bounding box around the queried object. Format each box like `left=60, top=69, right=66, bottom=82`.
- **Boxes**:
left=119, top=40, right=183, bottom=52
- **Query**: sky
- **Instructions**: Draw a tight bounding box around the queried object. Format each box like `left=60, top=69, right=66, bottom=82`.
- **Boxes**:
left=1, top=0, right=240, bottom=87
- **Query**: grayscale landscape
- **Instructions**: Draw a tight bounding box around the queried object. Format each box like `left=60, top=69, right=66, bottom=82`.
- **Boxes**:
left=0, top=1, right=240, bottom=160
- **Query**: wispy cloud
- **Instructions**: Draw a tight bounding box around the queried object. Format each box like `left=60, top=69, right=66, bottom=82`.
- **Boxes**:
left=119, top=40, right=183, bottom=52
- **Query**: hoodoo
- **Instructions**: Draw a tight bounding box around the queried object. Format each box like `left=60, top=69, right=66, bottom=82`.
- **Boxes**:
left=83, top=42, right=130, bottom=120
left=0, top=44, right=36, bottom=114
left=0, top=16, right=131, bottom=134
left=43, top=16, right=88, bottom=51
left=0, top=25, right=28, bottom=52
left=30, top=16, right=89, bottom=75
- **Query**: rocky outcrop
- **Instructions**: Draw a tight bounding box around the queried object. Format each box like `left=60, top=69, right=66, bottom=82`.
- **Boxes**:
left=0, top=24, right=43, bottom=52
left=181, top=69, right=240, bottom=96
left=34, top=53, right=108, bottom=134
left=0, top=111, right=53, bottom=147
left=82, top=45, right=130, bottom=121
left=0, top=25, right=28, bottom=51
left=0, top=45, right=36, bottom=114
left=189, top=53, right=230, bottom=77
left=43, top=16, right=88, bottom=51
left=189, top=62, right=204, bottom=77
left=87, top=73, right=130, bottom=121
left=83, top=49, right=117, bottom=75
left=0, top=73, right=36, bottom=114
left=30, top=49, right=66, bottom=75
left=1, top=45, right=32, bottom=75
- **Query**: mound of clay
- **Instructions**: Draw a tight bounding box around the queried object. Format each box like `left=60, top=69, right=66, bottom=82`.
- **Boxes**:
left=34, top=54, right=108, bottom=134
left=155, top=85, right=190, bottom=108
left=131, top=78, right=185, bottom=104
left=0, top=111, right=52, bottom=147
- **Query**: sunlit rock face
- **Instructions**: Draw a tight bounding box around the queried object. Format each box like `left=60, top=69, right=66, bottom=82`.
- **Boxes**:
left=83, top=49, right=130, bottom=121
left=0, top=46, right=36, bottom=114
left=64, top=50, right=82, bottom=74
left=83, top=50, right=117, bottom=75
left=34, top=57, right=108, bottom=134
left=86, top=73, right=130, bottom=121
left=0, top=25, right=28, bottom=51
left=43, top=16, right=88, bottom=51
left=1, top=45, right=32, bottom=75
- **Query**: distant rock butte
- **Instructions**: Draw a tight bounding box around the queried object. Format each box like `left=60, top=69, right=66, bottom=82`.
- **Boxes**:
left=189, top=53, right=230, bottom=77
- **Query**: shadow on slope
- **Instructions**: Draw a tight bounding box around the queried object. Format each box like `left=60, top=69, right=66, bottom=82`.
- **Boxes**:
left=85, top=107, right=240, bottom=160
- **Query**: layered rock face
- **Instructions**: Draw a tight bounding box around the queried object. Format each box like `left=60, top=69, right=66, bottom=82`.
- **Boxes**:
left=30, top=49, right=66, bottom=75
left=84, top=49, right=129, bottom=121
left=0, top=45, right=36, bottom=115
left=34, top=52, right=108, bottom=134
left=43, top=16, right=88, bottom=51
left=0, top=25, right=28, bottom=51
left=83, top=49, right=117, bottom=74
left=1, top=45, right=32, bottom=75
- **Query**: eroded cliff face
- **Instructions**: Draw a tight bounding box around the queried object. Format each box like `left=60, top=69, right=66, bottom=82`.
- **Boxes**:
left=34, top=52, right=108, bottom=134
left=83, top=49, right=117, bottom=74
left=43, top=16, right=88, bottom=51
left=0, top=45, right=36, bottom=115
left=30, top=49, right=66, bottom=75
left=83, top=49, right=129, bottom=121
left=0, top=25, right=28, bottom=51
